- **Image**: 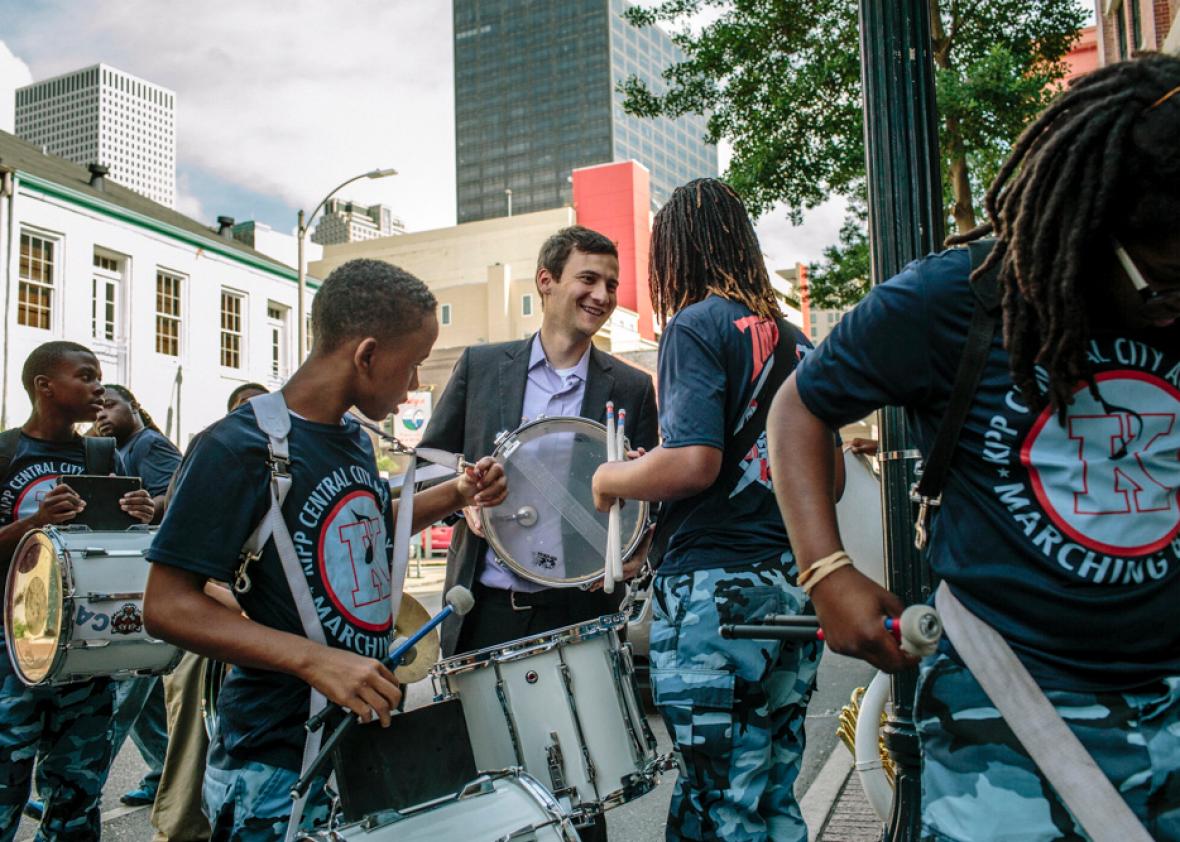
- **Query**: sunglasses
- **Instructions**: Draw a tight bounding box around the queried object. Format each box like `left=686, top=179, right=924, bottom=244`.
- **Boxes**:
left=1113, top=240, right=1180, bottom=324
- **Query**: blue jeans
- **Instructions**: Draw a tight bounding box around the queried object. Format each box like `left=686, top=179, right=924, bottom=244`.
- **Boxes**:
left=103, top=675, right=168, bottom=792
left=916, top=652, right=1180, bottom=840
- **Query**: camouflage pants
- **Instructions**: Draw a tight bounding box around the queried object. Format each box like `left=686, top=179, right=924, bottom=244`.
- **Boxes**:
left=650, top=557, right=821, bottom=842
left=916, top=652, right=1180, bottom=841
left=0, top=662, right=115, bottom=842
left=202, top=757, right=331, bottom=842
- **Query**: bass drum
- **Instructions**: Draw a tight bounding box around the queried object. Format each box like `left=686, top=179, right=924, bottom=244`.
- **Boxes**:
left=5, top=526, right=180, bottom=685
left=480, top=417, right=649, bottom=587
left=836, top=450, right=885, bottom=586
left=297, top=771, right=578, bottom=842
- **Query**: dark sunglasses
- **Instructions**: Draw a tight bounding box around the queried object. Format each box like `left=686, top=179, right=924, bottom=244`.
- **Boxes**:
left=1114, top=240, right=1180, bottom=323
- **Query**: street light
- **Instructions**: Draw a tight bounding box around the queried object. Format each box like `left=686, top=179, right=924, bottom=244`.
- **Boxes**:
left=296, top=167, right=398, bottom=362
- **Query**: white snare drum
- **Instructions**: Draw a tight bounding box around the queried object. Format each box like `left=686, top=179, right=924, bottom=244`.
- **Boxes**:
left=298, top=771, right=578, bottom=842
left=4, top=526, right=180, bottom=686
left=431, top=615, right=662, bottom=815
left=481, top=417, right=649, bottom=587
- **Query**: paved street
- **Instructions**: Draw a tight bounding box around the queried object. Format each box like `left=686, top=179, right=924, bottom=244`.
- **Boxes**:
left=17, top=569, right=872, bottom=841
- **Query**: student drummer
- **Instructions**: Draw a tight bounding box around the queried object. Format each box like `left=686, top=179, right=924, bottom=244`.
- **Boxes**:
left=144, top=259, right=507, bottom=838
left=0, top=340, right=154, bottom=841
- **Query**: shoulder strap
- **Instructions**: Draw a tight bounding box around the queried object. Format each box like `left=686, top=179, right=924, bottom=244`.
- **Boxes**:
left=84, top=435, right=117, bottom=475
left=911, top=240, right=1000, bottom=549
left=650, top=317, right=796, bottom=566
left=0, top=428, right=24, bottom=483
left=935, top=582, right=1151, bottom=842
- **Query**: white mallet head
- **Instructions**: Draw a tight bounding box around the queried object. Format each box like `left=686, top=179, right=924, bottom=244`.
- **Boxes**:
left=445, top=585, right=476, bottom=616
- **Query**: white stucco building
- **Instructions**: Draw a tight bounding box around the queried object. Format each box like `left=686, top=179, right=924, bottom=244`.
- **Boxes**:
left=0, top=129, right=309, bottom=448
left=15, top=64, right=176, bottom=209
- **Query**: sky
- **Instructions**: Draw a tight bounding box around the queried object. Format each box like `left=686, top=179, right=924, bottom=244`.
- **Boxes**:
left=0, top=0, right=844, bottom=271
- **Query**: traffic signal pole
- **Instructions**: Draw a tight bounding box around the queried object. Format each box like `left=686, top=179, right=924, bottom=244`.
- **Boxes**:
left=857, top=2, right=944, bottom=839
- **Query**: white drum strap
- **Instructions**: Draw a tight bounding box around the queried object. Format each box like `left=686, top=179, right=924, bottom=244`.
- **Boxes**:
left=388, top=457, right=415, bottom=633
left=244, top=393, right=329, bottom=842
left=934, top=582, right=1152, bottom=842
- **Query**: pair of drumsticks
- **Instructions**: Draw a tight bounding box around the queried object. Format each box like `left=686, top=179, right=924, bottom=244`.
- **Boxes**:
left=603, top=402, right=626, bottom=594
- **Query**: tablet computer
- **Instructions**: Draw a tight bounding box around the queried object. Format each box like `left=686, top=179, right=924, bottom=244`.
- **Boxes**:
left=57, top=475, right=142, bottom=531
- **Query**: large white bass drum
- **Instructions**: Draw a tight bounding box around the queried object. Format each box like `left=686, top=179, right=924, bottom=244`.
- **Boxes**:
left=480, top=417, right=649, bottom=587
left=4, top=526, right=180, bottom=685
left=297, top=771, right=578, bottom=842
left=836, top=450, right=885, bottom=586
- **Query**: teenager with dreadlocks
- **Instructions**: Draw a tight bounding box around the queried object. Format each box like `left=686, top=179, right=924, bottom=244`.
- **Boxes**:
left=769, top=52, right=1180, bottom=839
left=593, top=178, right=841, bottom=842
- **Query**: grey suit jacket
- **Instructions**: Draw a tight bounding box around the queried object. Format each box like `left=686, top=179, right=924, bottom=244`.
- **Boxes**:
left=419, top=335, right=659, bottom=655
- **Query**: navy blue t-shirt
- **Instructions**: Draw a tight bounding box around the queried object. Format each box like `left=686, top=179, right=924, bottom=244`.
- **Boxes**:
left=657, top=295, right=814, bottom=575
left=146, top=406, right=394, bottom=771
left=118, top=428, right=181, bottom=497
left=797, top=247, right=1180, bottom=692
left=0, top=434, right=128, bottom=527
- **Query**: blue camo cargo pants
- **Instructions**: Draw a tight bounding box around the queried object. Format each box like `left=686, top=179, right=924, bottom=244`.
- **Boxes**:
left=0, top=660, right=115, bottom=842
left=916, top=651, right=1180, bottom=841
left=203, top=756, right=330, bottom=842
left=650, top=557, right=821, bottom=842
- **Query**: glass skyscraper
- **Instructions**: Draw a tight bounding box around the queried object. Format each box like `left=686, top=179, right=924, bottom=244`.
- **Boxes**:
left=453, top=0, right=717, bottom=224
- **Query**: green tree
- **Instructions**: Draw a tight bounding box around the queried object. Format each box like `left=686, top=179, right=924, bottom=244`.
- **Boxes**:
left=621, top=0, right=1086, bottom=307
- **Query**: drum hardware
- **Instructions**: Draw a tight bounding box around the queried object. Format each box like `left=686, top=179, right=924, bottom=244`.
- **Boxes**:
left=877, top=449, right=922, bottom=462
left=608, top=644, right=656, bottom=762
left=86, top=591, right=144, bottom=601
left=492, top=507, right=538, bottom=527
left=555, top=657, right=599, bottom=794
left=348, top=412, right=475, bottom=474
left=545, top=733, right=570, bottom=797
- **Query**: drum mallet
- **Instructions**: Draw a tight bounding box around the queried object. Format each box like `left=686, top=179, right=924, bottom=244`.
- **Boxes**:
left=720, top=605, right=942, bottom=657
left=292, top=586, right=476, bottom=798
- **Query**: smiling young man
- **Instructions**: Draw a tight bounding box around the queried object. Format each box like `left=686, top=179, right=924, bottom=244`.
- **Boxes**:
left=420, top=226, right=658, bottom=667
left=143, top=259, right=506, bottom=839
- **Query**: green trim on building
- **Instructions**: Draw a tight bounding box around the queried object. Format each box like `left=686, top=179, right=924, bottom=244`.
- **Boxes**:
left=16, top=172, right=319, bottom=288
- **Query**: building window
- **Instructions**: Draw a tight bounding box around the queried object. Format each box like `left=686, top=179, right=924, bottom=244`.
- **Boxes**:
left=155, top=269, right=183, bottom=356
left=522, top=294, right=534, bottom=317
left=1129, top=0, right=1142, bottom=49
left=220, top=290, right=245, bottom=369
left=91, top=252, right=122, bottom=342
left=441, top=303, right=452, bottom=326
left=1116, top=5, right=1129, bottom=60
left=18, top=232, right=55, bottom=329
left=267, top=302, right=289, bottom=381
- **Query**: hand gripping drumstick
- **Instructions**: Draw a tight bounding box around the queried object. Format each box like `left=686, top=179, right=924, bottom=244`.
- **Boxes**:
left=291, top=586, right=477, bottom=799
left=719, top=605, right=942, bottom=658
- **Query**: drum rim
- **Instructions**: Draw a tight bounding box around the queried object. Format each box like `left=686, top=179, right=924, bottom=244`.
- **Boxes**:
left=480, top=416, right=650, bottom=587
left=5, top=527, right=74, bottom=686
left=431, top=612, right=627, bottom=677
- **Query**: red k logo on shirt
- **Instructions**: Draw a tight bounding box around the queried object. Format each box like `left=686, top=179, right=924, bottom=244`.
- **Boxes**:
left=1021, top=371, right=1180, bottom=555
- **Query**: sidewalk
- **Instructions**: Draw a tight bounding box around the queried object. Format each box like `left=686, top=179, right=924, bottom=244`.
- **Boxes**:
left=404, top=560, right=448, bottom=595
left=802, top=745, right=885, bottom=841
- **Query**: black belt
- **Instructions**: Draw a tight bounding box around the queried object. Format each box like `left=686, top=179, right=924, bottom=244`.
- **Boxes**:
left=472, top=582, right=598, bottom=612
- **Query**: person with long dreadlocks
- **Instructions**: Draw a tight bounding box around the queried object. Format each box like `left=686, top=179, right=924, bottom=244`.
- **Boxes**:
left=768, top=53, right=1180, bottom=839
left=592, top=178, right=841, bottom=842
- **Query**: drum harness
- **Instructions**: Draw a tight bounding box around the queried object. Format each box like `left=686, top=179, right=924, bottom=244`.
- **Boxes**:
left=915, top=241, right=1151, bottom=842
left=235, top=392, right=416, bottom=842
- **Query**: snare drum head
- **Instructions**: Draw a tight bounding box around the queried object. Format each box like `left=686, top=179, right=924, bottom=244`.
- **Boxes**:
left=5, top=531, right=63, bottom=683
left=481, top=418, right=648, bottom=586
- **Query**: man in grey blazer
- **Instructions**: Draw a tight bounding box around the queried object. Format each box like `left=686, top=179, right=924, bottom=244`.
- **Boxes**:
left=420, top=225, right=658, bottom=659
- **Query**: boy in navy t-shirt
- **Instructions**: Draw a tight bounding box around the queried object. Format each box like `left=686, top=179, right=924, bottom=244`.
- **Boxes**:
left=0, top=341, right=154, bottom=840
left=593, top=179, right=841, bottom=842
left=143, top=259, right=506, bottom=839
left=769, top=55, right=1180, bottom=839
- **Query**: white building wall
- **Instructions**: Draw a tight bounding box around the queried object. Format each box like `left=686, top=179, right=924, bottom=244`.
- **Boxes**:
left=0, top=178, right=306, bottom=450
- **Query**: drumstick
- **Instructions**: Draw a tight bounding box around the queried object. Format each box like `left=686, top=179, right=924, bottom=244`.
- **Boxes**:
left=604, top=402, right=617, bottom=594
left=613, top=410, right=626, bottom=581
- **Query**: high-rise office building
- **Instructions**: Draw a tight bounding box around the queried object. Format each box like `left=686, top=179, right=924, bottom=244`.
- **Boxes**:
left=309, top=198, right=405, bottom=246
left=453, top=0, right=716, bottom=224
left=15, top=64, right=176, bottom=208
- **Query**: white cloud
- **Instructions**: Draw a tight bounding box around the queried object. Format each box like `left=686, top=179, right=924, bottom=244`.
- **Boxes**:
left=174, top=170, right=206, bottom=222
left=2, top=1, right=454, bottom=230
left=0, top=40, right=33, bottom=134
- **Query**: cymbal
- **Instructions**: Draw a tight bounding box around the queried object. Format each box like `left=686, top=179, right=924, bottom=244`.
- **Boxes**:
left=391, top=593, right=439, bottom=684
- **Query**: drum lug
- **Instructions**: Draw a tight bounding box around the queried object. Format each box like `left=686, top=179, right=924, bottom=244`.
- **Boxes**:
left=546, top=731, right=568, bottom=794
left=494, top=429, right=512, bottom=447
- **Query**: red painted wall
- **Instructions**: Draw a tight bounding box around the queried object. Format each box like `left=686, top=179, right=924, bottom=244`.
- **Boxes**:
left=571, top=161, right=656, bottom=341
